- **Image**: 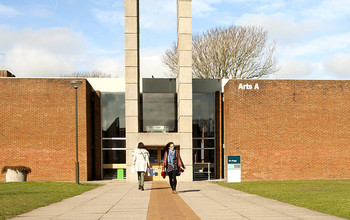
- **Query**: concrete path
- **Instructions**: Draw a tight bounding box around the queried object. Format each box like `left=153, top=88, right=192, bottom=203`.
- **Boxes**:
left=147, top=181, right=200, bottom=220
left=176, top=182, right=345, bottom=220
left=11, top=181, right=345, bottom=220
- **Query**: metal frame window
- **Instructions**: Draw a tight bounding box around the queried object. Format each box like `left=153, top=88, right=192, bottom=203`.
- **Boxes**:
left=192, top=93, right=216, bottom=180
left=101, top=92, right=126, bottom=180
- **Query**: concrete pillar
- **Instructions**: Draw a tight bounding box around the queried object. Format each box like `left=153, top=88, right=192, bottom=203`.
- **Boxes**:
left=177, top=0, right=193, bottom=181
left=125, top=0, right=139, bottom=182
left=124, top=0, right=193, bottom=182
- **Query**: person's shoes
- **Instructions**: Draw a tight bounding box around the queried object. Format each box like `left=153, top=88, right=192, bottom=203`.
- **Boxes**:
left=138, top=185, right=141, bottom=190
left=173, top=190, right=177, bottom=194
left=141, top=186, right=144, bottom=191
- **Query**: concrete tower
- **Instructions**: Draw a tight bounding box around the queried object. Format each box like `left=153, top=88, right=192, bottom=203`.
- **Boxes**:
left=124, top=0, right=193, bottom=182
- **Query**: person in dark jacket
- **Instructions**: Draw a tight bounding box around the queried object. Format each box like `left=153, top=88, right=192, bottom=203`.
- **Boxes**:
left=162, top=142, right=185, bottom=194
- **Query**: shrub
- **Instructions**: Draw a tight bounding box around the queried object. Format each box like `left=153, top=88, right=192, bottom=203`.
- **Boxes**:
left=1, top=166, right=32, bottom=174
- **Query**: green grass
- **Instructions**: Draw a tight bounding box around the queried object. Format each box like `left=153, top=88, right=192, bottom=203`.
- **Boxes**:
left=216, top=179, right=350, bottom=219
left=0, top=182, right=101, bottom=220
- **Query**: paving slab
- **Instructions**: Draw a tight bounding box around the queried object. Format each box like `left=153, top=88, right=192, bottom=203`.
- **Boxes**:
left=9, top=180, right=347, bottom=220
left=11, top=181, right=151, bottom=220
left=177, top=181, right=346, bottom=220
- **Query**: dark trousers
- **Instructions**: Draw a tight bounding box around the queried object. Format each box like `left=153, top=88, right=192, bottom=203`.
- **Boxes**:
left=168, top=170, right=177, bottom=190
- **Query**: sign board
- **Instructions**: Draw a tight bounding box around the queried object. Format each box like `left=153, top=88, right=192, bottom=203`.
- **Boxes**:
left=228, top=156, right=241, bottom=164
left=227, top=155, right=241, bottom=183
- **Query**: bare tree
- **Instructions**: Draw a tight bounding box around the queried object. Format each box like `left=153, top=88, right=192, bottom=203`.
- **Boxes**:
left=162, top=26, right=277, bottom=79
left=61, top=70, right=111, bottom=78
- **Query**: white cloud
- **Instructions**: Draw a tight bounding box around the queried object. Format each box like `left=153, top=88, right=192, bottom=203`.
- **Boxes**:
left=0, top=27, right=85, bottom=55
left=0, top=26, right=126, bottom=78
left=139, top=0, right=176, bottom=31
left=255, top=0, right=286, bottom=13
left=276, top=60, right=314, bottom=79
left=303, top=0, right=350, bottom=21
left=140, top=47, right=169, bottom=78
left=0, top=27, right=89, bottom=77
left=278, top=32, right=350, bottom=60
left=235, top=13, right=322, bottom=43
left=323, top=53, right=350, bottom=78
left=6, top=47, right=75, bottom=77
left=192, top=0, right=219, bottom=18
left=92, top=8, right=124, bottom=27
left=0, top=3, right=18, bottom=17
left=94, top=57, right=124, bottom=77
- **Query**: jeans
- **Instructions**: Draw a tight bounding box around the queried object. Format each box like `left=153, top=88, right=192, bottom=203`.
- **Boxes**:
left=137, top=172, right=145, bottom=186
left=168, top=170, right=177, bottom=190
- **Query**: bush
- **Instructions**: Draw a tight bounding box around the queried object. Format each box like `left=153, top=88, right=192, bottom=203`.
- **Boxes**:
left=1, top=166, right=32, bottom=174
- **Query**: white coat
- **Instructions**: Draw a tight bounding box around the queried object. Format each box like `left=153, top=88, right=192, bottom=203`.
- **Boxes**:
left=132, top=148, right=150, bottom=172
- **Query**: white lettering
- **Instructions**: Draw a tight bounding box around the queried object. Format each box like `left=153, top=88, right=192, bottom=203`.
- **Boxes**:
left=238, top=83, right=259, bottom=90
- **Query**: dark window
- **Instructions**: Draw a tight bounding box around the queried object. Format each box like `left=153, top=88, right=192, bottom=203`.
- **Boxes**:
left=101, top=92, right=126, bottom=180
left=102, top=140, right=126, bottom=149
left=103, top=150, right=126, bottom=164
left=103, top=169, right=126, bottom=179
left=193, top=149, right=215, bottom=163
left=148, top=149, right=158, bottom=163
left=193, top=139, right=215, bottom=149
left=141, top=93, right=177, bottom=132
left=193, top=93, right=215, bottom=137
left=101, top=93, right=125, bottom=138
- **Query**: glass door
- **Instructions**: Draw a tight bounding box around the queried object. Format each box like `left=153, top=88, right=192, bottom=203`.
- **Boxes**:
left=145, top=148, right=164, bottom=181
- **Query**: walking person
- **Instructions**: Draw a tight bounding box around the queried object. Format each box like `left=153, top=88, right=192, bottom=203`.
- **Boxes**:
left=162, top=142, right=186, bottom=194
left=132, top=142, right=150, bottom=191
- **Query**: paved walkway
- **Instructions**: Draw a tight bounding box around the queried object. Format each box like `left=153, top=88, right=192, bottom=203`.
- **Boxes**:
left=11, top=181, right=345, bottom=220
left=147, top=182, right=200, bottom=220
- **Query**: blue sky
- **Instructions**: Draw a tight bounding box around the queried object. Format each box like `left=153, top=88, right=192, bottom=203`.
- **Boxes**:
left=1, top=0, right=350, bottom=79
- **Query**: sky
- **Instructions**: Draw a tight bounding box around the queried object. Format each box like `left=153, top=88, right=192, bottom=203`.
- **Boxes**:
left=1, top=0, right=350, bottom=79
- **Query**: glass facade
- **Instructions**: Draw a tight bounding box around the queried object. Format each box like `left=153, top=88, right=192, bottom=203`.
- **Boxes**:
left=140, top=79, right=177, bottom=133
left=102, top=93, right=125, bottom=137
left=193, top=93, right=216, bottom=180
left=101, top=92, right=126, bottom=179
left=141, top=93, right=177, bottom=132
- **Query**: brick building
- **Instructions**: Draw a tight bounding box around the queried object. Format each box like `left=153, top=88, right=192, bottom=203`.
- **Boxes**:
left=1, top=0, right=349, bottom=182
left=1, top=77, right=349, bottom=182
left=0, top=78, right=94, bottom=181
left=0, top=77, right=223, bottom=182
left=224, top=80, right=350, bottom=181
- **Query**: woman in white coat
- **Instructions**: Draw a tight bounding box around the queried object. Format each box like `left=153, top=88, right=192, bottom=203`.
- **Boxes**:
left=132, top=142, right=150, bottom=191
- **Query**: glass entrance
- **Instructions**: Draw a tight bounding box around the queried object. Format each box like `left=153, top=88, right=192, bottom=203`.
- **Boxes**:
left=145, top=147, right=166, bottom=181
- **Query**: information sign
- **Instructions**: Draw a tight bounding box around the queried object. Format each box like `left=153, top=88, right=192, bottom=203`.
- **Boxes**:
left=227, top=155, right=241, bottom=182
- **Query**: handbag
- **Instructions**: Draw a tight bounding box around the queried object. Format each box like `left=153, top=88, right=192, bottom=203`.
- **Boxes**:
left=176, top=167, right=184, bottom=176
left=161, top=170, right=166, bottom=179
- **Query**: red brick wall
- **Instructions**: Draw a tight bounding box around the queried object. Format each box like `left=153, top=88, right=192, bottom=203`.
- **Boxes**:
left=0, top=78, right=92, bottom=182
left=224, top=80, right=350, bottom=181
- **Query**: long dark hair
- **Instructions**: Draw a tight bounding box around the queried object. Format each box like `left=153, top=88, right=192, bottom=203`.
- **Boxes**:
left=138, top=142, right=145, bottom=149
left=164, top=142, right=175, bottom=153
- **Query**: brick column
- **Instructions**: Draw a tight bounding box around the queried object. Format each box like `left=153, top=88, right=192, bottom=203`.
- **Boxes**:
left=177, top=0, right=193, bottom=181
left=125, top=0, right=139, bottom=182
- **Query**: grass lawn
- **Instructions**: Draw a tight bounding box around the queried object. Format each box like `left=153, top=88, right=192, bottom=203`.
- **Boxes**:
left=0, top=182, right=100, bottom=220
left=216, top=179, right=350, bottom=219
